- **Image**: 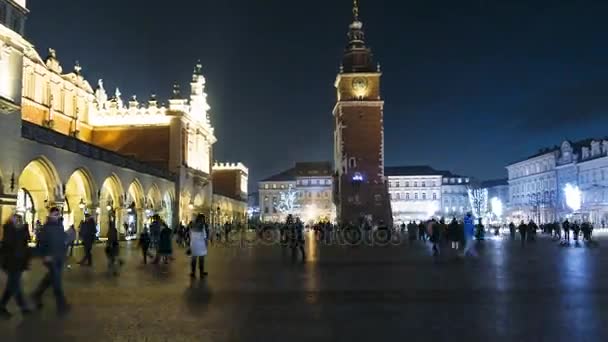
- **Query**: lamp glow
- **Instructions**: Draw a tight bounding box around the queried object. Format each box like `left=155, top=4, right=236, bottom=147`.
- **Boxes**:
left=564, top=183, right=582, bottom=211
left=490, top=197, right=503, bottom=218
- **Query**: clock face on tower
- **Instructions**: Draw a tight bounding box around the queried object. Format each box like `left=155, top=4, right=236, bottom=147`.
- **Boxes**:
left=352, top=77, right=368, bottom=92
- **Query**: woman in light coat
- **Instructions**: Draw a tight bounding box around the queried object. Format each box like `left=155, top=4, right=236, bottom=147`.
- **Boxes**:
left=189, top=214, right=208, bottom=278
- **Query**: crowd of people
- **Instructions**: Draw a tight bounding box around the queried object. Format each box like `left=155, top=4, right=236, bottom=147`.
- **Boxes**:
left=0, top=209, right=213, bottom=320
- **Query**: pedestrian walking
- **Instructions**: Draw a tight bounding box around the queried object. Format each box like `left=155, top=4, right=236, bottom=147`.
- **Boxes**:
left=463, top=213, right=477, bottom=257
left=149, top=215, right=161, bottom=252
left=448, top=218, right=460, bottom=250
left=65, top=224, right=76, bottom=269
left=509, top=221, right=516, bottom=240
left=77, top=214, right=96, bottom=266
left=291, top=216, right=306, bottom=261
left=189, top=214, right=208, bottom=278
left=106, top=223, right=122, bottom=275
left=0, top=214, right=32, bottom=319
left=418, top=221, right=426, bottom=241
left=429, top=219, right=440, bottom=256
left=32, top=207, right=70, bottom=315
left=518, top=221, right=528, bottom=246
left=157, top=222, right=173, bottom=264
left=66, top=224, right=76, bottom=258
left=138, top=228, right=151, bottom=264
left=562, top=219, right=571, bottom=244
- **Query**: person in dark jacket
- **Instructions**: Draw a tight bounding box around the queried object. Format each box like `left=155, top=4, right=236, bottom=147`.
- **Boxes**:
left=138, top=228, right=151, bottom=264
left=518, top=221, right=527, bottom=247
left=0, top=214, right=32, bottom=319
left=106, top=222, right=122, bottom=275
left=156, top=221, right=173, bottom=264
left=562, top=219, right=571, bottom=244
left=32, top=207, right=70, bottom=315
left=448, top=218, right=459, bottom=250
left=78, top=214, right=96, bottom=266
left=509, top=222, right=516, bottom=240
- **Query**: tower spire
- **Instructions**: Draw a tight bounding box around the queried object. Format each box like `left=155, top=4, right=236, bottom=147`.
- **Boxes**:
left=353, top=0, right=360, bottom=22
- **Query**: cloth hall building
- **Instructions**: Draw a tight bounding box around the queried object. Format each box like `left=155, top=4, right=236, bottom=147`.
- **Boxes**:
left=0, top=0, right=247, bottom=239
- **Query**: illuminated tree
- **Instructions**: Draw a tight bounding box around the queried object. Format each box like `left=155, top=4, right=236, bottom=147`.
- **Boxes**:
left=276, top=185, right=298, bottom=214
left=468, top=187, right=488, bottom=219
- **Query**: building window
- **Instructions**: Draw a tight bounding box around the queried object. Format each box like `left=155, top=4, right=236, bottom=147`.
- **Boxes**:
left=396, top=193, right=401, bottom=200
left=281, top=184, right=285, bottom=189
left=422, top=181, right=426, bottom=187
left=308, top=192, right=312, bottom=198
left=264, top=207, right=269, bottom=214
left=405, top=181, right=409, bottom=187
left=349, top=157, right=357, bottom=169
left=433, top=193, right=437, bottom=200
left=406, top=193, right=410, bottom=200
left=326, top=179, right=331, bottom=185
left=414, top=182, right=418, bottom=187
left=395, top=181, right=400, bottom=187
left=414, top=193, right=418, bottom=200
left=422, top=193, right=427, bottom=200
left=272, top=184, right=277, bottom=189
left=264, top=184, right=269, bottom=189
left=388, top=181, right=392, bottom=188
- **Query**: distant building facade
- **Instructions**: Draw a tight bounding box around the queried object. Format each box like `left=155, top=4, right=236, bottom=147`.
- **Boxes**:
left=507, top=138, right=608, bottom=226
left=258, top=162, right=334, bottom=223
left=386, top=166, right=471, bottom=223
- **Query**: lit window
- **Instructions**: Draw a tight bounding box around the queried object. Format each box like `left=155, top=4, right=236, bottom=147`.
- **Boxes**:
left=458, top=178, right=462, bottom=184
left=281, top=184, right=285, bottom=189
left=272, top=184, right=277, bottom=189
left=264, top=184, right=269, bottom=189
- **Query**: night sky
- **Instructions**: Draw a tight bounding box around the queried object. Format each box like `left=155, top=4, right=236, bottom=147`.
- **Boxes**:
left=26, top=0, right=608, bottom=189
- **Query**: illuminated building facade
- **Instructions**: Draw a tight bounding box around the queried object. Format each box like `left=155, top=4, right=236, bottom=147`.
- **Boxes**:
left=259, top=162, right=334, bottom=223
left=386, top=166, right=471, bottom=223
left=0, top=0, right=245, bottom=238
left=211, top=162, right=248, bottom=226
left=507, top=138, right=608, bottom=225
left=333, top=1, right=391, bottom=226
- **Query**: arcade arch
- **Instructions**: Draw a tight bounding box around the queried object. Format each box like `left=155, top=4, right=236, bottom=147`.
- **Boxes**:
left=99, top=174, right=123, bottom=237
left=17, top=157, right=60, bottom=233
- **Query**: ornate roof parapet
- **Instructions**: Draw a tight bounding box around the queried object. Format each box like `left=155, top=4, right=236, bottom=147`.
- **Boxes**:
left=168, top=82, right=188, bottom=113
left=89, top=91, right=171, bottom=126
left=213, top=162, right=249, bottom=175
left=45, top=48, right=63, bottom=74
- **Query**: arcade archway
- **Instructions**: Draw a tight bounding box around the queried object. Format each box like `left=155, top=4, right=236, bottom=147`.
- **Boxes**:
left=64, top=169, right=95, bottom=231
left=17, top=158, right=60, bottom=235
left=125, top=179, right=144, bottom=238
left=99, top=174, right=123, bottom=237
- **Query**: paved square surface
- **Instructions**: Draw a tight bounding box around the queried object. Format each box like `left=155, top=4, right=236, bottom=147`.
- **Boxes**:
left=0, top=231, right=606, bottom=341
